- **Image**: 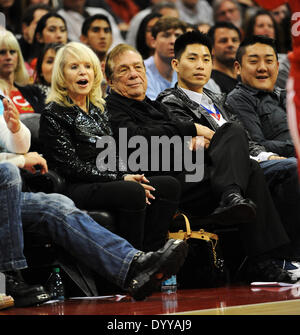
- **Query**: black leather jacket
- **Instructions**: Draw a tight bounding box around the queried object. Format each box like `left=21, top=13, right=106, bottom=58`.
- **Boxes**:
left=39, top=101, right=127, bottom=183
left=157, top=85, right=267, bottom=158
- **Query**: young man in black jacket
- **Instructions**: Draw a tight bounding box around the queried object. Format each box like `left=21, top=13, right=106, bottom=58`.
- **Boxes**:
left=105, top=40, right=299, bottom=283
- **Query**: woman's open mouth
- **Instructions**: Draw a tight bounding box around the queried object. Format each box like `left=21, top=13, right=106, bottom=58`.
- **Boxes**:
left=77, top=79, right=89, bottom=87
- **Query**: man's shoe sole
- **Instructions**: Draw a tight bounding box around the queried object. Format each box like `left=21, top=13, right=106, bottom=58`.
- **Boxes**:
left=128, top=239, right=188, bottom=301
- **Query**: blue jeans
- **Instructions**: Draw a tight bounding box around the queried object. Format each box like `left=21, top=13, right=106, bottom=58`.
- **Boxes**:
left=260, top=157, right=300, bottom=257
left=0, top=162, right=138, bottom=288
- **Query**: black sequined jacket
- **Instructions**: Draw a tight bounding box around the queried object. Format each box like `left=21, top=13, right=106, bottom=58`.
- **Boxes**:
left=39, top=101, right=127, bottom=183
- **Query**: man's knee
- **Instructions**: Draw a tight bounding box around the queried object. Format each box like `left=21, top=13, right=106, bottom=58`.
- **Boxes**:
left=0, top=162, right=21, bottom=187
left=25, top=192, right=77, bottom=216
left=213, top=122, right=248, bottom=146
left=149, top=175, right=181, bottom=202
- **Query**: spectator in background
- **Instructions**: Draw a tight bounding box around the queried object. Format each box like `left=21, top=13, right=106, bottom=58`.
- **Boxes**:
left=244, top=9, right=279, bottom=49
left=30, top=12, right=68, bottom=72
left=213, top=0, right=244, bottom=33
left=244, top=9, right=291, bottom=89
left=126, top=0, right=177, bottom=49
left=0, top=0, right=23, bottom=35
left=270, top=3, right=292, bottom=54
left=144, top=16, right=186, bottom=100
left=208, top=21, right=241, bottom=94
left=176, top=0, right=214, bottom=25
left=58, top=0, right=124, bottom=47
left=136, top=12, right=162, bottom=59
left=18, top=4, right=51, bottom=64
left=80, top=14, right=113, bottom=64
left=80, top=14, right=113, bottom=96
left=153, top=1, right=179, bottom=18
left=0, top=30, right=44, bottom=114
left=271, top=3, right=290, bottom=25
left=85, top=0, right=132, bottom=36
left=32, top=42, right=62, bottom=101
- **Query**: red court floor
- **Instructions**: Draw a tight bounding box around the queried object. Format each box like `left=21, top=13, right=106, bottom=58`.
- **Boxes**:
left=1, top=284, right=300, bottom=315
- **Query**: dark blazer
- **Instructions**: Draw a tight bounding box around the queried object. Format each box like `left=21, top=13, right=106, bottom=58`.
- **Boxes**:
left=226, top=83, right=295, bottom=157
left=106, top=90, right=197, bottom=141
left=106, top=90, right=198, bottom=175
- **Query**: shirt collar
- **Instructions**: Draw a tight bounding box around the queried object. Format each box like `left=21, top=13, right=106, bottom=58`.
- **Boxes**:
left=238, top=82, right=281, bottom=98
left=180, top=87, right=213, bottom=107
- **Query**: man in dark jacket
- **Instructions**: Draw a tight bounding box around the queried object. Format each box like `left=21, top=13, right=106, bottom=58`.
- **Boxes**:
left=156, top=30, right=300, bottom=281
left=105, top=40, right=299, bottom=284
left=226, top=35, right=295, bottom=158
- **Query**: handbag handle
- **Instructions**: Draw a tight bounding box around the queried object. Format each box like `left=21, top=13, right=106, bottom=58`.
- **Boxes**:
left=170, top=212, right=221, bottom=268
left=171, top=212, right=219, bottom=241
left=173, top=212, right=192, bottom=237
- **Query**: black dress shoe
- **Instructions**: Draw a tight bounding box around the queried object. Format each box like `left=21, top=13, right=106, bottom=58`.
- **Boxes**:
left=210, top=192, right=256, bottom=224
left=245, top=259, right=296, bottom=283
left=126, top=239, right=188, bottom=301
left=5, top=271, right=50, bottom=307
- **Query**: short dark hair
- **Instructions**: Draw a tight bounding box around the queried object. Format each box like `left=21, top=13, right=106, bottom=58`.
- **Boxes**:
left=81, top=14, right=111, bottom=36
left=207, top=21, right=241, bottom=45
left=174, top=30, right=212, bottom=60
left=151, top=16, right=186, bottom=39
left=22, top=4, right=51, bottom=25
left=235, top=35, right=278, bottom=64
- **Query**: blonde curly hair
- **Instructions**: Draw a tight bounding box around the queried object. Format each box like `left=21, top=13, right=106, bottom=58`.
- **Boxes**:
left=46, top=41, right=105, bottom=112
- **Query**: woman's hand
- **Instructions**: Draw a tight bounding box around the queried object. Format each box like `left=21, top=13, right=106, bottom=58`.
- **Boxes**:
left=124, top=174, right=156, bottom=205
left=3, top=98, right=20, bottom=134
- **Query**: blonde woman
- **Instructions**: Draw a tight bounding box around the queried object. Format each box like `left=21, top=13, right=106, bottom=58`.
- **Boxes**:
left=40, top=42, right=181, bottom=252
left=0, top=30, right=45, bottom=113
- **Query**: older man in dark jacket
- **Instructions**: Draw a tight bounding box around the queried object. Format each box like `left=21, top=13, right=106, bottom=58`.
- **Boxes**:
left=105, top=38, right=300, bottom=284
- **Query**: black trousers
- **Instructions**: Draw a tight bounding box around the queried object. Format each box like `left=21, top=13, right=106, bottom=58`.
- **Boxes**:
left=176, top=122, right=291, bottom=258
left=65, top=175, right=181, bottom=252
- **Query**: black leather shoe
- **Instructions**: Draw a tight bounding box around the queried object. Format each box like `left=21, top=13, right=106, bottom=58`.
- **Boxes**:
left=5, top=271, right=50, bottom=307
left=210, top=192, right=256, bottom=224
left=246, top=259, right=296, bottom=283
left=126, top=239, right=188, bottom=301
